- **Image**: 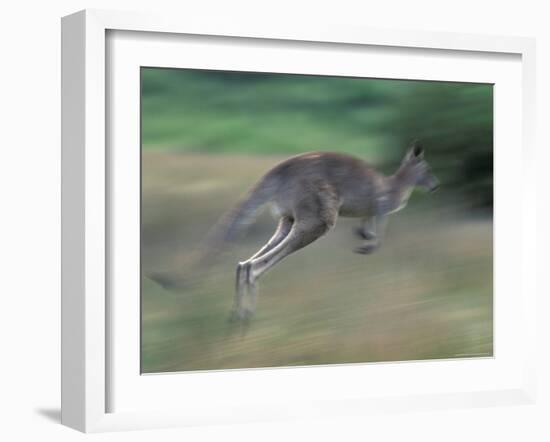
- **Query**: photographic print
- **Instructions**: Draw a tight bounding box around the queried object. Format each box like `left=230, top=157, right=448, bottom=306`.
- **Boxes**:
left=140, top=68, right=493, bottom=373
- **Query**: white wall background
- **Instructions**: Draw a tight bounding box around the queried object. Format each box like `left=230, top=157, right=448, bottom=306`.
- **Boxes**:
left=0, top=1, right=547, bottom=441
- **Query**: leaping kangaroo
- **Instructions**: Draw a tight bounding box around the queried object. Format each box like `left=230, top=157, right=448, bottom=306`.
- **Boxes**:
left=150, top=141, right=439, bottom=322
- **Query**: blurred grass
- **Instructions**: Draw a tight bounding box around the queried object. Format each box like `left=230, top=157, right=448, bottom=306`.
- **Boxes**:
left=141, top=152, right=492, bottom=373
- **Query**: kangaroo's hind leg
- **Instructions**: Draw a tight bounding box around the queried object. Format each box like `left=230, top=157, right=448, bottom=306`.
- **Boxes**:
left=233, top=188, right=339, bottom=321
left=232, top=216, right=294, bottom=321
left=247, top=217, right=334, bottom=286
left=247, top=190, right=339, bottom=293
left=249, top=216, right=294, bottom=261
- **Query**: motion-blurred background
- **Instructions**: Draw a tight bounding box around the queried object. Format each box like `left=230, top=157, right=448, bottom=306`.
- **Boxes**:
left=141, top=68, right=493, bottom=373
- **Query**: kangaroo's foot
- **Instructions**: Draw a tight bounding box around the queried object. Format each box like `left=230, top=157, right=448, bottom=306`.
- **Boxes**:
left=354, top=227, right=376, bottom=241
left=230, top=261, right=255, bottom=323
left=226, top=308, right=253, bottom=338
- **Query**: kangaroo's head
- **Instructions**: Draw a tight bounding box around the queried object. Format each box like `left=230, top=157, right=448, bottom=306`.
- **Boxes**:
left=399, top=141, right=440, bottom=192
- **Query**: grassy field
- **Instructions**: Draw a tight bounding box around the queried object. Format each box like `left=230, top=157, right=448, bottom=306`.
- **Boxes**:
left=141, top=152, right=493, bottom=373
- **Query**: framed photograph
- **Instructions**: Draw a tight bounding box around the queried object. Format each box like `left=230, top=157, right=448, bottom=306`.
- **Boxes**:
left=61, top=9, right=537, bottom=432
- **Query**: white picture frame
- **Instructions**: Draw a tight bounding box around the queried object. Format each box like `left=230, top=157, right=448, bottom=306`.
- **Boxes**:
left=61, top=9, right=538, bottom=433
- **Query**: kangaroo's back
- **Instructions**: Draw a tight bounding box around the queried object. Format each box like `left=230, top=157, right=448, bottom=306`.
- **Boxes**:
left=263, top=151, right=383, bottom=218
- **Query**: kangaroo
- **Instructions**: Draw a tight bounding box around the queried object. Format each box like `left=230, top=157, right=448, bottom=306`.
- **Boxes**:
left=150, top=141, right=439, bottom=322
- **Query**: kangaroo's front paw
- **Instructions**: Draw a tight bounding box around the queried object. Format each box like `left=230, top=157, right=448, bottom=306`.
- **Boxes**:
left=354, top=243, right=379, bottom=255
left=353, top=227, right=376, bottom=241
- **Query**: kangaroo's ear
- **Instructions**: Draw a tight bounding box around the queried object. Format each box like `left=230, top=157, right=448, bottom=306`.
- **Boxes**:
left=406, top=140, right=424, bottom=161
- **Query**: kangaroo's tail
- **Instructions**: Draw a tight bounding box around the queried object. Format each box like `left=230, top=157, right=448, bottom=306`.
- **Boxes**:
left=202, top=177, right=276, bottom=253
left=149, top=176, right=277, bottom=290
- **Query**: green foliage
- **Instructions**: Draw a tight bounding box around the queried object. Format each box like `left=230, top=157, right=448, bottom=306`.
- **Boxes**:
left=141, top=68, right=493, bottom=208
left=384, top=81, right=493, bottom=208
